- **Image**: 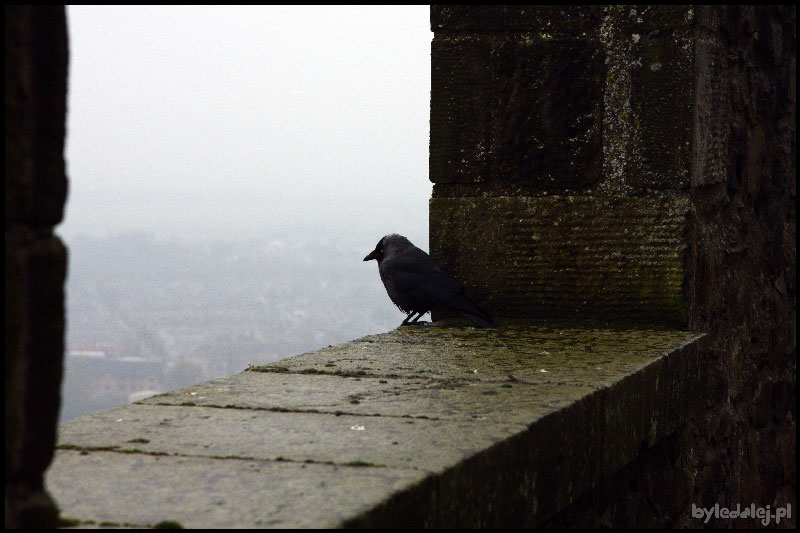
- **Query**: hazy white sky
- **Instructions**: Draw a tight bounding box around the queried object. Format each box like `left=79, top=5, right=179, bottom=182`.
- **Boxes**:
left=63, top=5, right=432, bottom=249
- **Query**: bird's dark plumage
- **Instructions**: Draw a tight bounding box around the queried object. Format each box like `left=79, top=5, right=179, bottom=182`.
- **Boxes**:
left=363, top=234, right=496, bottom=328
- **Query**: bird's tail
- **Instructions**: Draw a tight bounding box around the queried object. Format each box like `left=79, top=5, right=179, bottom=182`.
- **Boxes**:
left=448, top=293, right=497, bottom=328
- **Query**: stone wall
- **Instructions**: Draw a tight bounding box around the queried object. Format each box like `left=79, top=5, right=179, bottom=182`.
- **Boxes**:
left=430, top=5, right=795, bottom=527
left=681, top=6, right=795, bottom=527
left=5, top=5, right=69, bottom=529
left=429, top=5, right=698, bottom=327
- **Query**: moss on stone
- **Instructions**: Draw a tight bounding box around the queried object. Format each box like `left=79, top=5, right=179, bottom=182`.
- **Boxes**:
left=152, top=520, right=183, bottom=529
left=430, top=195, right=690, bottom=326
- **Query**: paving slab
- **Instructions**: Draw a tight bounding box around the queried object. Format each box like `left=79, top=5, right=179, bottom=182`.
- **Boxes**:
left=137, top=371, right=597, bottom=426
left=47, top=450, right=425, bottom=529
left=55, top=403, right=524, bottom=473
left=251, top=323, right=699, bottom=383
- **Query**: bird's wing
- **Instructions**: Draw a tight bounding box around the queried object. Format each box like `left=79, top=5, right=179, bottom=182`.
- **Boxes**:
left=381, top=251, right=464, bottom=307
left=382, top=247, right=496, bottom=327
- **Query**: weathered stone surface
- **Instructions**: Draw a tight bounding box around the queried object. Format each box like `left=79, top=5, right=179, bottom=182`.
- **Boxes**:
left=56, top=403, right=524, bottom=474
left=430, top=35, right=492, bottom=184
left=47, top=451, right=425, bottom=529
left=430, top=194, right=691, bottom=326
left=591, top=6, right=699, bottom=191
left=430, top=33, right=605, bottom=189
left=430, top=6, right=700, bottom=193
left=5, top=5, right=68, bottom=528
left=431, top=5, right=603, bottom=34
left=628, top=27, right=694, bottom=188
left=246, top=324, right=700, bottom=384
left=139, top=371, right=594, bottom=428
left=679, top=5, right=796, bottom=527
left=48, top=326, right=705, bottom=527
left=622, top=5, right=697, bottom=31
left=540, top=5, right=796, bottom=528
left=693, top=34, right=729, bottom=187
left=495, top=38, right=605, bottom=187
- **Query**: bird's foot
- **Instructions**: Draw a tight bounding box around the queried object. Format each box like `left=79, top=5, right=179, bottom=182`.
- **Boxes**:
left=399, top=320, right=429, bottom=327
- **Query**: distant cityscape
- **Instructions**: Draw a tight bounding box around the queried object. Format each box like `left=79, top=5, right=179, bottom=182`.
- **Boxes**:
left=60, top=232, right=401, bottom=422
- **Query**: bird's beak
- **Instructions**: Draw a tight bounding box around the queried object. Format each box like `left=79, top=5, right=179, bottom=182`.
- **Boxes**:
left=363, top=250, right=378, bottom=261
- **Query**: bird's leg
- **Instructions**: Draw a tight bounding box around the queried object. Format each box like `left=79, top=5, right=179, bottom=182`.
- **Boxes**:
left=409, top=311, right=427, bottom=324
left=400, top=312, right=415, bottom=327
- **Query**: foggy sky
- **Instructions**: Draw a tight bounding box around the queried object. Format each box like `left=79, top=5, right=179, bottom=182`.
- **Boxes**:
left=63, top=5, right=432, bottom=249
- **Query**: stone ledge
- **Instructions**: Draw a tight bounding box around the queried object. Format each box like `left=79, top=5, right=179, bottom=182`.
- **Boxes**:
left=47, top=323, right=706, bottom=528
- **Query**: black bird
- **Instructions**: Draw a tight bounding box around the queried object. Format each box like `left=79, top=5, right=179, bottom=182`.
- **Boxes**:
left=363, top=234, right=496, bottom=328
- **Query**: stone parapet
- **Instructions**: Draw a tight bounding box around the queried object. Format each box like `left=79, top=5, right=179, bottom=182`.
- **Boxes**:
left=48, top=324, right=705, bottom=528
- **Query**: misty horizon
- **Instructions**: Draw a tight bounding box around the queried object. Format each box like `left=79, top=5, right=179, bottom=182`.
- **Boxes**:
left=62, top=5, right=431, bottom=248
left=59, top=5, right=433, bottom=421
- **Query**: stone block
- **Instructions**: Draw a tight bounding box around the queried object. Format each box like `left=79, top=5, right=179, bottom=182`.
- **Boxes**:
left=431, top=34, right=605, bottom=190
left=429, top=194, right=691, bottom=326
left=430, top=35, right=492, bottom=184
left=628, top=28, right=694, bottom=188
left=495, top=38, right=605, bottom=188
